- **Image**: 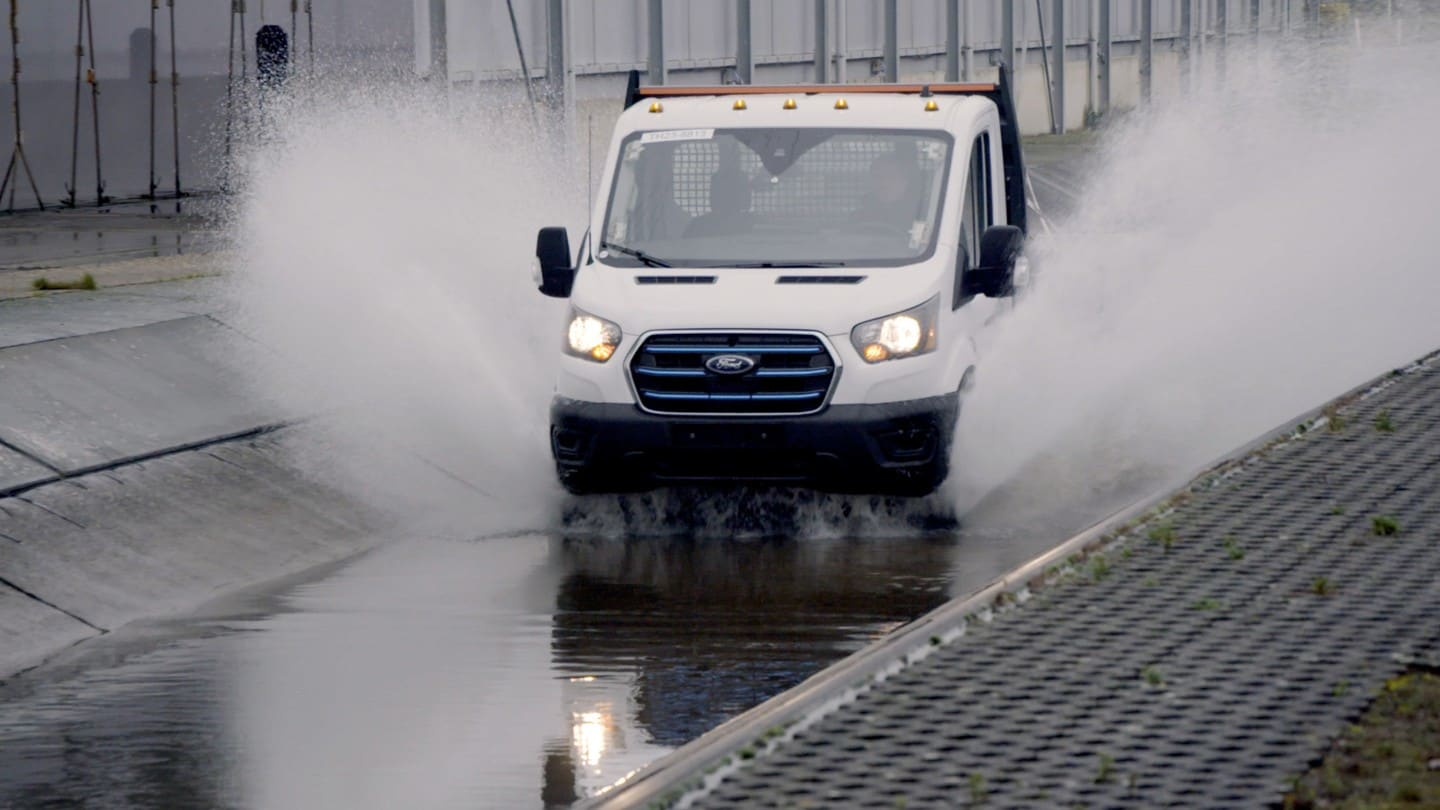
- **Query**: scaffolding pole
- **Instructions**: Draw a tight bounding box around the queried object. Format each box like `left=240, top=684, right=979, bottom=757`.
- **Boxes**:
left=66, top=0, right=106, bottom=207
left=148, top=0, right=158, bottom=200
left=223, top=0, right=247, bottom=189
left=305, top=0, right=313, bottom=71
left=1, top=0, right=42, bottom=211
left=168, top=0, right=181, bottom=202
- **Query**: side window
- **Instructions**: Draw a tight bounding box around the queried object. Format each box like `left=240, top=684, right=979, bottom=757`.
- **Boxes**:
left=960, top=133, right=992, bottom=268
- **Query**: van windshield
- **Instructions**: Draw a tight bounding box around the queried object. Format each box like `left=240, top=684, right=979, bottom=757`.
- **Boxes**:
left=599, top=128, right=952, bottom=268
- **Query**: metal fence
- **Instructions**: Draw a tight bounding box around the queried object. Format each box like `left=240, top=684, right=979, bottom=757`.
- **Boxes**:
left=0, top=1, right=1381, bottom=211
left=0, top=0, right=409, bottom=211
left=427, top=0, right=1328, bottom=130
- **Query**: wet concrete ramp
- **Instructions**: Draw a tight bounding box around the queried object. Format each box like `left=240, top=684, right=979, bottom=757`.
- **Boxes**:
left=0, top=306, right=379, bottom=679
left=0, top=432, right=380, bottom=678
left=0, top=315, right=274, bottom=481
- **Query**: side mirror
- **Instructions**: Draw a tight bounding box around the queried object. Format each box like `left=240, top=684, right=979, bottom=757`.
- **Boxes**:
left=960, top=225, right=1024, bottom=299
left=536, top=226, right=576, bottom=298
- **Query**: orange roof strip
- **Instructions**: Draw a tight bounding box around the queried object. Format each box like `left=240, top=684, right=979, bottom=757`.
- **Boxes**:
left=637, top=83, right=997, bottom=97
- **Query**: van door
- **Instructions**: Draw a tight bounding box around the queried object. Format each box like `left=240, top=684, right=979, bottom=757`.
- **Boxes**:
left=946, top=130, right=1004, bottom=373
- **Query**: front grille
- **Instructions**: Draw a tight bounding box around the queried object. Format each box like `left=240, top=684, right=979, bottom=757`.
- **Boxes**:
left=630, top=332, right=837, bottom=415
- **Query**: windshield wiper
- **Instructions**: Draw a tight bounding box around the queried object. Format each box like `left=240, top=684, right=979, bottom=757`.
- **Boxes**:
left=600, top=241, right=671, bottom=268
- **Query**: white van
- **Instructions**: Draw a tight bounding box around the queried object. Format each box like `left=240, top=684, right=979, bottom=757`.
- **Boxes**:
left=536, top=68, right=1029, bottom=496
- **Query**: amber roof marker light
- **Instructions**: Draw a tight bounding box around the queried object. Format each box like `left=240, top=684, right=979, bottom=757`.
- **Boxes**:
left=782, top=98, right=798, bottom=110
left=648, top=101, right=663, bottom=113
left=733, top=98, right=748, bottom=110
left=834, top=98, right=849, bottom=110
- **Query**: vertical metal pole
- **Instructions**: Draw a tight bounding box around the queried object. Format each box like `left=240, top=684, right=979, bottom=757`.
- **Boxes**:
left=814, top=0, right=830, bottom=83
left=503, top=0, right=538, bottom=123
left=2, top=0, right=42, bottom=211
left=148, top=0, right=157, bottom=200
left=1180, top=0, right=1192, bottom=93
left=961, top=0, right=973, bottom=80
left=428, top=0, right=445, bottom=79
left=882, top=0, right=898, bottom=82
left=736, top=0, right=753, bottom=84
left=945, top=0, right=959, bottom=81
left=305, top=0, right=313, bottom=71
left=1096, top=0, right=1109, bottom=116
left=1051, top=0, right=1065, bottom=134
left=1002, top=0, right=1016, bottom=71
left=647, top=0, right=665, bottom=85
left=222, top=1, right=235, bottom=188
left=1252, top=0, right=1261, bottom=41
left=1216, top=0, right=1227, bottom=82
left=547, top=0, right=566, bottom=98
left=1139, top=0, right=1152, bottom=103
left=83, top=0, right=106, bottom=204
left=1086, top=0, right=1097, bottom=112
left=168, top=0, right=180, bottom=199
left=238, top=0, right=247, bottom=89
left=835, top=0, right=847, bottom=83
left=67, top=0, right=83, bottom=207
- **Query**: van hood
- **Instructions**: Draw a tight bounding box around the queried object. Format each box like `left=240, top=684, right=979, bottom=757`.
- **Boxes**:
left=568, top=264, right=947, bottom=337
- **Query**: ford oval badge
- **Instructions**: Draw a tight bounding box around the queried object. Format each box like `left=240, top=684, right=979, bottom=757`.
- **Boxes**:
left=705, top=354, right=756, bottom=375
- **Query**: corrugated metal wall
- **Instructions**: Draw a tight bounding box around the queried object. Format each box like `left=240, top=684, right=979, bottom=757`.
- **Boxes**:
left=429, top=0, right=1296, bottom=83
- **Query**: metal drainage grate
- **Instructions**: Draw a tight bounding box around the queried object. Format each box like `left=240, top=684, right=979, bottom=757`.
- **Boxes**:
left=629, top=332, right=837, bottom=416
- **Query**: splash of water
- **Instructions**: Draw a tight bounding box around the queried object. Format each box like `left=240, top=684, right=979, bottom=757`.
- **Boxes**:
left=225, top=85, right=577, bottom=536
left=227, top=37, right=1440, bottom=544
left=951, top=41, right=1440, bottom=528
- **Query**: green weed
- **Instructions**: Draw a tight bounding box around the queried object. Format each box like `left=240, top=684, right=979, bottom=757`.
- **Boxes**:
left=968, top=772, right=987, bottom=804
left=1095, top=752, right=1115, bottom=784
left=31, top=273, right=96, bottom=291
left=1147, top=522, right=1177, bottom=552
left=1374, top=409, right=1395, bottom=432
left=1222, top=536, right=1245, bottom=560
left=1372, top=515, right=1400, bottom=536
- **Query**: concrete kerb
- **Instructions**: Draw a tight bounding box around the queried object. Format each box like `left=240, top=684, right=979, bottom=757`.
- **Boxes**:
left=582, top=349, right=1440, bottom=809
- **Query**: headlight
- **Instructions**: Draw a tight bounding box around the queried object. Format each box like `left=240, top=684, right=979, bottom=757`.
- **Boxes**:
left=850, top=296, right=939, bottom=363
left=565, top=309, right=622, bottom=362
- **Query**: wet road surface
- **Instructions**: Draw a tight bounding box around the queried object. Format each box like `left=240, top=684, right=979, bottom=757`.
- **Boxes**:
left=0, top=140, right=1100, bottom=808
left=0, top=490, right=1105, bottom=809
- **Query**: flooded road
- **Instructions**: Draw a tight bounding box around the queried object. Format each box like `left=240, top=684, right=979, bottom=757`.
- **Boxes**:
left=0, top=506, right=1078, bottom=809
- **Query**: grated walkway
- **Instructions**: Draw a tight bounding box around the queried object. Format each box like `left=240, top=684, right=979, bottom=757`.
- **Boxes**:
left=673, top=356, right=1440, bottom=808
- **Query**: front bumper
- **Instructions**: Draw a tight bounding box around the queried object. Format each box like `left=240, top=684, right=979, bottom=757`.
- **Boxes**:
left=550, top=394, right=958, bottom=496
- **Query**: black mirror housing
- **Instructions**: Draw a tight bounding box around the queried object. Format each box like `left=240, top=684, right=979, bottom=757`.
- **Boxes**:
left=536, top=226, right=576, bottom=298
left=960, top=225, right=1024, bottom=299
